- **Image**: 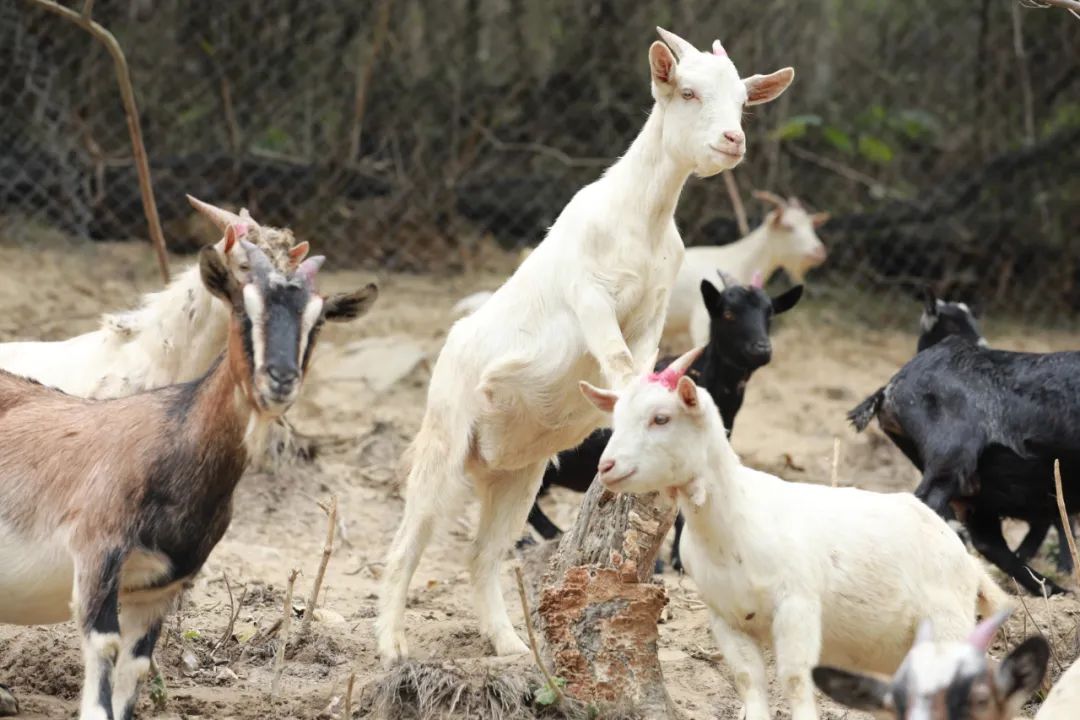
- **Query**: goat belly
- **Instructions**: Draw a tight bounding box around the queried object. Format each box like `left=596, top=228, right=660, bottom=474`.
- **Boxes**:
left=0, top=523, right=73, bottom=624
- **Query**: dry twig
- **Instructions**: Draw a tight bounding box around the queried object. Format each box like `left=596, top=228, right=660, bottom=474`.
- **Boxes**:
left=1012, top=578, right=1062, bottom=672
left=1053, top=459, right=1080, bottom=589
left=344, top=672, right=356, bottom=720
left=1020, top=0, right=1080, bottom=19
left=211, top=573, right=248, bottom=657
left=24, top=0, right=170, bottom=282
left=271, top=568, right=300, bottom=697
left=513, top=565, right=563, bottom=706
left=723, top=171, right=749, bottom=236
left=301, top=496, right=339, bottom=637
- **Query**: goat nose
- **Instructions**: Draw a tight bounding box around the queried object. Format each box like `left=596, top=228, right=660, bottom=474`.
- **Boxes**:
left=723, top=130, right=745, bottom=146
left=266, top=364, right=298, bottom=385
left=598, top=459, right=616, bottom=476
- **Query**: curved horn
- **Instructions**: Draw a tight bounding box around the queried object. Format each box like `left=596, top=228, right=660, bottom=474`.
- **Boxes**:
left=968, top=609, right=1012, bottom=652
left=716, top=270, right=738, bottom=289
left=752, top=189, right=788, bottom=209
left=711, top=39, right=727, bottom=57
left=296, top=255, right=326, bottom=288
left=656, top=27, right=696, bottom=60
left=667, top=345, right=705, bottom=377
left=187, top=195, right=247, bottom=231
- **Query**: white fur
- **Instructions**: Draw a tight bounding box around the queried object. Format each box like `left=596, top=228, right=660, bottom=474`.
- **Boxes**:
left=0, top=255, right=231, bottom=399
left=0, top=521, right=73, bottom=624
left=1037, top=655, right=1080, bottom=720
left=376, top=29, right=794, bottom=664
left=665, top=201, right=826, bottom=345
left=588, top=367, right=1011, bottom=720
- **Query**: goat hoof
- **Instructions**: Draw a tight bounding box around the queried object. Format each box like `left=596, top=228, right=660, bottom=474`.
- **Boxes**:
left=653, top=559, right=665, bottom=574
left=0, top=684, right=18, bottom=717
left=376, top=629, right=410, bottom=667
left=492, top=631, right=529, bottom=657
left=671, top=557, right=684, bottom=574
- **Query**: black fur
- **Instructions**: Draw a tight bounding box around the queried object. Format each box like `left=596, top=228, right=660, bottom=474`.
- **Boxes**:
left=851, top=333, right=1080, bottom=594
left=525, top=281, right=803, bottom=574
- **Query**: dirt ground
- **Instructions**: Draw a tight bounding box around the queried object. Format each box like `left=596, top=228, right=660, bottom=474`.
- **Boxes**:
left=0, top=229, right=1078, bottom=719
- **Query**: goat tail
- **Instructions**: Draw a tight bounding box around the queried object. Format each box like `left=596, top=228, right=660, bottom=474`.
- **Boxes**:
left=974, top=560, right=1014, bottom=619
left=848, top=387, right=885, bottom=432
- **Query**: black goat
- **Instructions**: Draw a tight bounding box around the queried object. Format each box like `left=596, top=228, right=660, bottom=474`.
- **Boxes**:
left=526, top=276, right=804, bottom=571
left=850, top=291, right=1080, bottom=595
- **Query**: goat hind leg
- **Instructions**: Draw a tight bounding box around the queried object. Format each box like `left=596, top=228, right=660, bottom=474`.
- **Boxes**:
left=471, top=461, right=546, bottom=656
left=376, top=455, right=470, bottom=664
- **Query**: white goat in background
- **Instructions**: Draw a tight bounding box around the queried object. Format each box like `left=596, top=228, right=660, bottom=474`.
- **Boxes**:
left=664, top=191, right=828, bottom=345
left=580, top=347, right=1013, bottom=720
left=376, top=27, right=794, bottom=662
left=0, top=196, right=308, bottom=398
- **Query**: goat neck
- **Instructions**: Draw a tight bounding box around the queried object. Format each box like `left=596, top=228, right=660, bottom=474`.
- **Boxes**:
left=603, top=109, right=695, bottom=236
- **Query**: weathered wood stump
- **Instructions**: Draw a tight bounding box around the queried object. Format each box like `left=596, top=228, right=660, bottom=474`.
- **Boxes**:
left=535, top=478, right=679, bottom=718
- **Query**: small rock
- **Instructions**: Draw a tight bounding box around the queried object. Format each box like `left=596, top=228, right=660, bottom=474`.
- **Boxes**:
left=313, top=608, right=346, bottom=624
left=215, top=667, right=239, bottom=684
left=180, top=649, right=200, bottom=674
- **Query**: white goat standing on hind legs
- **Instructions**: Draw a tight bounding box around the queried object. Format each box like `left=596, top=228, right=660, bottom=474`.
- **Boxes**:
left=376, top=27, right=794, bottom=663
left=580, top=346, right=1014, bottom=720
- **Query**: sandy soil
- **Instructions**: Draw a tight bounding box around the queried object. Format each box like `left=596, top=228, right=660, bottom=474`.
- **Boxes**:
left=0, top=229, right=1077, bottom=719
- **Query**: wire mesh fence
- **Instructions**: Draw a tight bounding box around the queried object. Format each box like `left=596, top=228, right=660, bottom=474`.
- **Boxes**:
left=1, top=0, right=1078, bottom=324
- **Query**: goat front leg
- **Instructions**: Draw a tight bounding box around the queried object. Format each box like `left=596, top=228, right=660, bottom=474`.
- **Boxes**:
left=967, top=510, right=1065, bottom=596
left=772, top=597, right=823, bottom=720
left=76, top=550, right=125, bottom=720
left=112, top=598, right=166, bottom=720
left=709, top=614, right=770, bottom=720
left=572, top=282, right=636, bottom=389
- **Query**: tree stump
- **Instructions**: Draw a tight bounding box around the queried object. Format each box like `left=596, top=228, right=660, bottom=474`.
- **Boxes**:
left=535, top=479, right=679, bottom=718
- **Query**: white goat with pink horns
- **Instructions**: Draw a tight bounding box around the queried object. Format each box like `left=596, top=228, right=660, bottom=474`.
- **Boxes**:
left=376, top=27, right=794, bottom=662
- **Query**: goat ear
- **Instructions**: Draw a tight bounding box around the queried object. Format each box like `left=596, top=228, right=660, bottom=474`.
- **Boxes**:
left=771, top=285, right=804, bottom=315
left=199, top=246, right=242, bottom=304
left=323, top=283, right=379, bottom=323
left=811, top=212, right=830, bottom=228
left=744, top=67, right=794, bottom=106
left=649, top=41, right=677, bottom=87
left=580, top=381, right=618, bottom=413
left=811, top=667, right=893, bottom=712
left=700, top=280, right=724, bottom=317
left=676, top=375, right=699, bottom=410
left=996, top=637, right=1049, bottom=707
left=287, top=241, right=310, bottom=268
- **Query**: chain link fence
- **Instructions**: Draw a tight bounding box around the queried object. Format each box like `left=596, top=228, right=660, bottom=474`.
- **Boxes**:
left=2, top=0, right=1078, bottom=323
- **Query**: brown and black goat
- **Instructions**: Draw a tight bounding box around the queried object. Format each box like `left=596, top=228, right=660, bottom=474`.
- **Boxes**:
left=0, top=228, right=376, bottom=720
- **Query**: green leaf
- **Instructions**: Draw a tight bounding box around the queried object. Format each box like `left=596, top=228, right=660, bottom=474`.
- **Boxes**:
left=858, top=134, right=894, bottom=164
left=182, top=629, right=201, bottom=641
left=892, top=109, right=942, bottom=141
left=770, top=114, right=822, bottom=141
left=149, top=672, right=168, bottom=711
left=533, top=677, right=566, bottom=706
left=821, top=126, right=855, bottom=154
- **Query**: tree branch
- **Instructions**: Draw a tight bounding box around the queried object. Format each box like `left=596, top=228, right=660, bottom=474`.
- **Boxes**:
left=1020, top=0, right=1080, bottom=16
left=25, top=0, right=170, bottom=283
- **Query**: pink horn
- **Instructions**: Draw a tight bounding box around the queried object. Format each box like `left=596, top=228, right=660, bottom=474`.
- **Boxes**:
left=968, top=609, right=1012, bottom=652
left=711, top=40, right=727, bottom=57
left=751, top=270, right=764, bottom=288
left=648, top=346, right=704, bottom=390
left=186, top=195, right=246, bottom=232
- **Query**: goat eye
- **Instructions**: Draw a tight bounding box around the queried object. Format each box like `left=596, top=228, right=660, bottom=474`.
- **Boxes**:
left=680, top=88, right=695, bottom=100
left=652, top=414, right=670, bottom=426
